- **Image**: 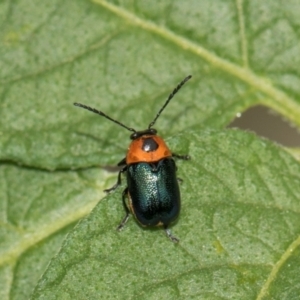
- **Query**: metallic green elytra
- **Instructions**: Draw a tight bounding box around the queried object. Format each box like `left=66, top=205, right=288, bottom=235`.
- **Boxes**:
left=74, top=75, right=192, bottom=242
left=126, top=158, right=180, bottom=227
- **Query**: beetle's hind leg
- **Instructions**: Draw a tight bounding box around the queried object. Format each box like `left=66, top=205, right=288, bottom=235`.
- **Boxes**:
left=116, top=187, right=130, bottom=231
left=164, top=225, right=179, bottom=243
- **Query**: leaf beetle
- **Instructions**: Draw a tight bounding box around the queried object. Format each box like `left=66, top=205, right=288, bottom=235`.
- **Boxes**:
left=74, top=75, right=191, bottom=242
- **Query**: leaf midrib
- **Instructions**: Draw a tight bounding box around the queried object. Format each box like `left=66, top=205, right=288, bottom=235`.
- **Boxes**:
left=0, top=199, right=99, bottom=267
left=256, top=235, right=300, bottom=299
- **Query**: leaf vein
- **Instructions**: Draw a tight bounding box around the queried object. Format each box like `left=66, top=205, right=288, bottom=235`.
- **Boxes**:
left=92, top=0, right=300, bottom=127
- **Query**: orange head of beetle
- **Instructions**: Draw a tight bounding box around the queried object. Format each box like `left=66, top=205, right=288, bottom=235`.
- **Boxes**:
left=126, top=133, right=172, bottom=164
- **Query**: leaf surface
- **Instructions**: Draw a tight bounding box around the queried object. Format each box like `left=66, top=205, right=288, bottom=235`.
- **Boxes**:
left=0, top=0, right=300, bottom=299
left=1, top=0, right=300, bottom=168
left=31, top=131, right=300, bottom=299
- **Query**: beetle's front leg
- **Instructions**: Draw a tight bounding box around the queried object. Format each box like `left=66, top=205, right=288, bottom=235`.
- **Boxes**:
left=172, top=153, right=190, bottom=183
left=104, top=165, right=127, bottom=193
left=172, top=153, right=191, bottom=160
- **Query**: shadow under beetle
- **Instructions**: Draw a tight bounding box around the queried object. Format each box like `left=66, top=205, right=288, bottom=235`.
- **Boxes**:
left=74, top=75, right=192, bottom=242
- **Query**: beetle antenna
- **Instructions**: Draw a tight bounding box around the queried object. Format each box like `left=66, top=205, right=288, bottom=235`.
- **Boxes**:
left=148, top=75, right=192, bottom=129
left=74, top=103, right=136, bottom=133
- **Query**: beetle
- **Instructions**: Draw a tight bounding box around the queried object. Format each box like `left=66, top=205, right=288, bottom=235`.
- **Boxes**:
left=74, top=75, right=191, bottom=242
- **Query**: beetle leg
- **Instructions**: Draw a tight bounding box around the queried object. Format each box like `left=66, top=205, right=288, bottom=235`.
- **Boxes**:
left=177, top=177, right=183, bottom=183
left=104, top=165, right=127, bottom=193
left=164, top=225, right=179, bottom=243
left=172, top=153, right=191, bottom=160
left=172, top=154, right=189, bottom=182
left=117, top=157, right=126, bottom=166
left=117, top=187, right=130, bottom=231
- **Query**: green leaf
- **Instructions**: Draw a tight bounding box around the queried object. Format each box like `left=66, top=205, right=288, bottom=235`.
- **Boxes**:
left=30, top=131, right=300, bottom=299
left=0, top=165, right=107, bottom=300
left=2, top=0, right=300, bottom=169
left=1, top=0, right=300, bottom=299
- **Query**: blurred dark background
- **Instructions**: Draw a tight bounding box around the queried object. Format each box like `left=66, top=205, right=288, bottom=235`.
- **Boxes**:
left=228, top=105, right=300, bottom=147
